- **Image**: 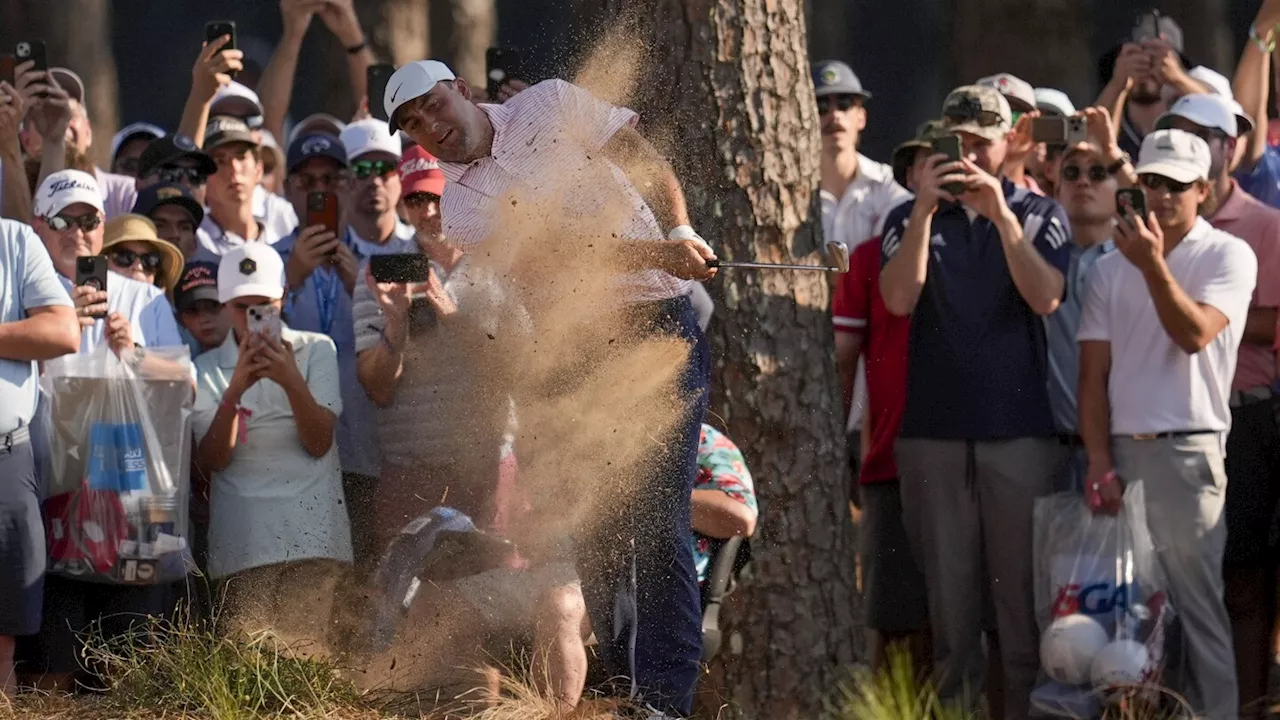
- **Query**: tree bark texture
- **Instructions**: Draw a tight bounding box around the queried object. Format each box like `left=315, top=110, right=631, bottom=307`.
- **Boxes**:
left=0, top=0, right=119, bottom=168
left=572, top=1, right=860, bottom=717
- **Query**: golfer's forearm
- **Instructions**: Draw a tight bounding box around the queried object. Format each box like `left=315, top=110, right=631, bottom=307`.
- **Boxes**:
left=605, top=126, right=689, bottom=231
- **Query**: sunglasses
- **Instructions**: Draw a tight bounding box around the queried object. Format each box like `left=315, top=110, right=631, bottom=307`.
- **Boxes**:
left=46, top=212, right=103, bottom=233
left=109, top=248, right=165, bottom=272
left=1139, top=174, right=1195, bottom=194
left=287, top=172, right=351, bottom=193
left=1061, top=164, right=1109, bottom=183
left=817, top=95, right=858, bottom=114
left=403, top=192, right=441, bottom=209
left=156, top=165, right=208, bottom=186
left=351, top=159, right=398, bottom=180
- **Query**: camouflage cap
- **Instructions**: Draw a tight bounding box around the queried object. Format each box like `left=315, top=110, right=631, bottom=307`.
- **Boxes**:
left=941, top=85, right=1012, bottom=142
left=892, top=119, right=947, bottom=188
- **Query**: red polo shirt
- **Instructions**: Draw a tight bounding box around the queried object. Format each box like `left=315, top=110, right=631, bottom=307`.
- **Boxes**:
left=832, top=239, right=909, bottom=484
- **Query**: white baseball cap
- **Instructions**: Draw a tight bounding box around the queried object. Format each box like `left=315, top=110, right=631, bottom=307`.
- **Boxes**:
left=976, top=73, right=1036, bottom=113
left=340, top=118, right=402, bottom=161
left=34, top=169, right=104, bottom=218
left=1188, top=66, right=1256, bottom=134
left=1134, top=129, right=1212, bottom=184
left=384, top=60, right=456, bottom=133
left=50, top=67, right=85, bottom=104
left=1033, top=88, right=1076, bottom=117
left=1156, top=93, right=1238, bottom=138
left=110, top=122, right=166, bottom=160
left=211, top=81, right=265, bottom=125
left=217, top=243, right=286, bottom=303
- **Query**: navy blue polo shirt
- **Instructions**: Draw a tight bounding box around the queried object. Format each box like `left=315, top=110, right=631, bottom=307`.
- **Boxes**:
left=881, top=179, right=1072, bottom=440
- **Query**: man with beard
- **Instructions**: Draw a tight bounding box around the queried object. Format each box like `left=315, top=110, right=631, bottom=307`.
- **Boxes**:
left=194, top=117, right=281, bottom=261
left=382, top=59, right=715, bottom=717
left=879, top=85, right=1071, bottom=717
left=1095, top=11, right=1210, bottom=160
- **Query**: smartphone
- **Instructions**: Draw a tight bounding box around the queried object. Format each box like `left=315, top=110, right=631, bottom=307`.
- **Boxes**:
left=306, top=192, right=339, bottom=238
left=1031, top=117, right=1067, bottom=144
left=15, top=40, right=46, bottom=73
left=930, top=135, right=966, bottom=196
left=0, top=55, right=15, bottom=87
left=485, top=47, right=524, bottom=99
left=370, top=253, right=432, bottom=284
left=367, top=63, right=396, bottom=122
left=204, top=21, right=237, bottom=78
left=247, top=304, right=282, bottom=343
left=75, top=256, right=109, bottom=319
left=1116, top=188, right=1147, bottom=227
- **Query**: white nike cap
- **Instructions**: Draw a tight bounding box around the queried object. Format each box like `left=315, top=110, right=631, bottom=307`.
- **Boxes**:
left=384, top=60, right=456, bottom=133
left=1134, top=129, right=1211, bottom=184
left=1156, top=93, right=1238, bottom=138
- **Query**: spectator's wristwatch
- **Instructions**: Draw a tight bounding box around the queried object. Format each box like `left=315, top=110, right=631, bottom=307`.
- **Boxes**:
left=1106, top=152, right=1132, bottom=175
left=126, top=344, right=146, bottom=369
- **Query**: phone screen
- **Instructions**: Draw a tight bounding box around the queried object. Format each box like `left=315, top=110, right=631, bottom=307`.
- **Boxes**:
left=1031, top=117, right=1067, bottom=145
left=367, top=64, right=395, bottom=122
left=370, top=253, right=432, bottom=284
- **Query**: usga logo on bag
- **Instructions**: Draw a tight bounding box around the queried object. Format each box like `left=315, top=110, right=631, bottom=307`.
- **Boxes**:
left=1052, top=582, right=1132, bottom=617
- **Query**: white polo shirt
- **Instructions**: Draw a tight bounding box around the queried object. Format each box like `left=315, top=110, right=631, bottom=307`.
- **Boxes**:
left=820, top=153, right=911, bottom=252
left=192, top=326, right=351, bottom=578
left=1077, top=218, right=1256, bottom=435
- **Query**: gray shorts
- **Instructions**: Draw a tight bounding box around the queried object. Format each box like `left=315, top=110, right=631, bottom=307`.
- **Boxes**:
left=0, top=439, right=45, bottom=636
left=859, top=481, right=928, bottom=634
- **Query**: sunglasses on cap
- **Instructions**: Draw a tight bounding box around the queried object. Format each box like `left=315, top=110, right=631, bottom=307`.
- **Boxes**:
left=156, top=165, right=208, bottom=186
left=817, top=95, right=858, bottom=114
left=1139, top=174, right=1195, bottom=194
left=1061, top=164, right=1110, bottom=183
left=46, top=212, right=103, bottom=233
left=108, top=248, right=164, bottom=272
left=403, top=192, right=442, bottom=209
left=351, top=159, right=398, bottom=180
left=944, top=96, right=1004, bottom=127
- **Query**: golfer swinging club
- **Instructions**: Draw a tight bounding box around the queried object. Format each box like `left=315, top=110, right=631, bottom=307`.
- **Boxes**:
left=384, top=60, right=716, bottom=715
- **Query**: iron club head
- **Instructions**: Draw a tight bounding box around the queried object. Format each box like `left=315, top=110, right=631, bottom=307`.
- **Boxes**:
left=824, top=240, right=850, bottom=274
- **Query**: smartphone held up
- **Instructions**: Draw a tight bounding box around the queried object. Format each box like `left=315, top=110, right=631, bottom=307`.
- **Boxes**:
left=1116, top=188, right=1147, bottom=228
left=247, top=304, right=282, bottom=344
left=931, top=135, right=968, bottom=197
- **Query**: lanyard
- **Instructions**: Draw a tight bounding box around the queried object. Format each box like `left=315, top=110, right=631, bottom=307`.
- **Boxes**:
left=313, top=265, right=341, bottom=336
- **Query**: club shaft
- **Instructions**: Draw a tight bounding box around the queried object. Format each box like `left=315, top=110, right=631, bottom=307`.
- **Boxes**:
left=712, top=261, right=837, bottom=271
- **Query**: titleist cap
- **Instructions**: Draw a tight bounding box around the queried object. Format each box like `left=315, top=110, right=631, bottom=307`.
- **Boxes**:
left=385, top=60, right=456, bottom=134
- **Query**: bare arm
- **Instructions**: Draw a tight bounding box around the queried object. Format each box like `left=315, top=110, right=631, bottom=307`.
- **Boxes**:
left=603, top=125, right=690, bottom=232
left=356, top=339, right=404, bottom=408
left=691, top=489, right=757, bottom=539
left=316, top=0, right=374, bottom=118
left=1096, top=80, right=1129, bottom=142
left=834, top=331, right=864, bottom=415
left=995, top=211, right=1064, bottom=315
left=1, top=140, right=30, bottom=223
left=1232, top=2, right=1280, bottom=173
left=1142, top=259, right=1230, bottom=354
left=0, top=305, right=79, bottom=360
left=280, top=374, right=336, bottom=458
left=1244, top=307, right=1278, bottom=346
left=258, top=8, right=312, bottom=143
left=880, top=203, right=934, bottom=316
left=178, top=41, right=244, bottom=148
left=197, top=400, right=242, bottom=472
left=1078, top=340, right=1113, bottom=471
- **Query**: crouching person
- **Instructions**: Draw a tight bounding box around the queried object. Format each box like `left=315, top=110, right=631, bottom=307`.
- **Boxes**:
left=192, top=244, right=351, bottom=637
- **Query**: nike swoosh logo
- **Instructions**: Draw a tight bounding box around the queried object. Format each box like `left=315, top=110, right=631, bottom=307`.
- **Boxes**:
left=390, top=83, right=403, bottom=103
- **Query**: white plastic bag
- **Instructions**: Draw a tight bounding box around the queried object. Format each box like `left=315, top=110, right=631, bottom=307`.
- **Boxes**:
left=39, top=346, right=194, bottom=584
left=1030, top=482, right=1176, bottom=717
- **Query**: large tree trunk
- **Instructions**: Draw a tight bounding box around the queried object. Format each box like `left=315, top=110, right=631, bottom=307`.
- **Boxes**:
left=429, top=0, right=496, bottom=89
left=571, top=1, right=860, bottom=717
left=0, top=0, right=119, bottom=168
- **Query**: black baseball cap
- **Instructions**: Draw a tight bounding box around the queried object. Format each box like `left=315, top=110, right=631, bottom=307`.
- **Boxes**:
left=812, top=60, right=871, bottom=99
left=137, top=134, right=216, bottom=179
left=132, top=183, right=205, bottom=227
left=287, top=133, right=349, bottom=173
left=204, top=116, right=257, bottom=151
left=174, top=261, right=220, bottom=311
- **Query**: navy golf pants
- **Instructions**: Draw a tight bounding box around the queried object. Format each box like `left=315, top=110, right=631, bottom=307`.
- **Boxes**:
left=576, top=293, right=709, bottom=716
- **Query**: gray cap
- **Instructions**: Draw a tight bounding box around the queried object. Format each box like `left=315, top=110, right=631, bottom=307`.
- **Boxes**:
left=1132, top=11, right=1183, bottom=53
left=813, top=60, right=871, bottom=99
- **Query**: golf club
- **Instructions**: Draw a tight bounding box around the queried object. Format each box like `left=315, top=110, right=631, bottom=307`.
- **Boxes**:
left=708, top=240, right=850, bottom=274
